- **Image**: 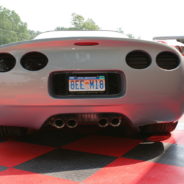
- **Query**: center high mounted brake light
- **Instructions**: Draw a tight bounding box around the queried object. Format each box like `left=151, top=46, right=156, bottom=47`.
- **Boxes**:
left=74, top=42, right=99, bottom=46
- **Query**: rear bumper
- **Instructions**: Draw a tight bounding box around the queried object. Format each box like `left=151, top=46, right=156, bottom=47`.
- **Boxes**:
left=0, top=102, right=183, bottom=129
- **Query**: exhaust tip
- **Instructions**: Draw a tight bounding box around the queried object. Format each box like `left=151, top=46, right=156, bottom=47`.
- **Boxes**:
left=51, top=119, right=65, bottom=129
left=98, top=119, right=108, bottom=128
left=110, top=118, right=121, bottom=127
left=66, top=120, right=78, bottom=128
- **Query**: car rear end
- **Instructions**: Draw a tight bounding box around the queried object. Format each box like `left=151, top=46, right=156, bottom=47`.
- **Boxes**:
left=0, top=32, right=183, bottom=134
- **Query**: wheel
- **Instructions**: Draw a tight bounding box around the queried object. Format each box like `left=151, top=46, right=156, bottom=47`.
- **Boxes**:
left=139, top=121, right=178, bottom=136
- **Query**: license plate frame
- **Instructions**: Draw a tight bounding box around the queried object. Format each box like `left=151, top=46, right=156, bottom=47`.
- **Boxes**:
left=68, top=75, right=106, bottom=93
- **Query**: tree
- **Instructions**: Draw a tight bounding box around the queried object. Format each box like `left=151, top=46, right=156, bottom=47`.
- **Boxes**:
left=55, top=27, right=76, bottom=31
left=117, top=27, right=140, bottom=39
left=0, top=6, right=31, bottom=44
left=126, top=33, right=135, bottom=39
left=117, top=27, right=124, bottom=34
left=55, top=13, right=100, bottom=31
left=71, top=13, right=85, bottom=30
left=82, top=19, right=99, bottom=30
left=28, top=30, right=40, bottom=39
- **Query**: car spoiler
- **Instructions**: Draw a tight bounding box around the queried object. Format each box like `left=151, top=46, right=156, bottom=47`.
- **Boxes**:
left=153, top=36, right=184, bottom=55
left=153, top=36, right=184, bottom=44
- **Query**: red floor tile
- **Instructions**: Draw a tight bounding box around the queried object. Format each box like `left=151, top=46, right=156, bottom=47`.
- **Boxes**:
left=0, top=141, right=54, bottom=167
left=0, top=168, right=78, bottom=184
left=83, top=157, right=184, bottom=184
left=163, top=130, right=184, bottom=145
left=62, top=135, right=141, bottom=157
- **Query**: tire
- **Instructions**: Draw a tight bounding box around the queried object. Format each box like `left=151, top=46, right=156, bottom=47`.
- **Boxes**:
left=139, top=121, right=178, bottom=136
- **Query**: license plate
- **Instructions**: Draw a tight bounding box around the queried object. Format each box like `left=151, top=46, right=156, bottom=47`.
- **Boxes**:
left=69, top=76, right=105, bottom=92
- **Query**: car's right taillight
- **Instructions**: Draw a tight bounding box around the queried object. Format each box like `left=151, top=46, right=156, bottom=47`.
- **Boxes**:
left=156, top=51, right=180, bottom=70
left=126, top=50, right=151, bottom=69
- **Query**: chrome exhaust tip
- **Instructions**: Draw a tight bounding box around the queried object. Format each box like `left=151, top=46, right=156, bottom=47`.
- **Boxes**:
left=98, top=119, right=109, bottom=128
left=66, top=120, right=78, bottom=128
left=109, top=118, right=121, bottom=127
left=51, top=118, right=65, bottom=129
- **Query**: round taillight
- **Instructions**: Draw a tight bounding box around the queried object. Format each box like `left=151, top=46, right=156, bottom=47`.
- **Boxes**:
left=156, top=52, right=180, bottom=70
left=21, top=52, right=48, bottom=71
left=0, top=53, right=16, bottom=72
left=126, top=50, right=151, bottom=69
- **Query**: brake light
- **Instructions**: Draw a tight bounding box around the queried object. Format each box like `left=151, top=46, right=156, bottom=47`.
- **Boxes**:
left=74, top=42, right=99, bottom=46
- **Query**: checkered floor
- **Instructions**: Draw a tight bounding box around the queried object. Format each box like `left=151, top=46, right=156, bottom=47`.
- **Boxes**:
left=0, top=117, right=184, bottom=184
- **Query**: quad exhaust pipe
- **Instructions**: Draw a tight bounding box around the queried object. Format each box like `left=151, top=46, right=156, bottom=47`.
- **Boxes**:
left=98, top=119, right=109, bottom=128
left=66, top=120, right=78, bottom=128
left=109, top=118, right=122, bottom=127
left=49, top=115, right=121, bottom=129
left=51, top=118, right=65, bottom=129
left=50, top=118, right=78, bottom=129
left=98, top=118, right=122, bottom=128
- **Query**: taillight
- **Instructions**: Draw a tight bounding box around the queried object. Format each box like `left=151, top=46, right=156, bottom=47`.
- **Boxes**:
left=74, top=42, right=99, bottom=46
left=0, top=53, right=16, bottom=72
left=21, top=52, right=48, bottom=71
left=156, top=52, right=180, bottom=70
left=126, top=50, right=151, bottom=69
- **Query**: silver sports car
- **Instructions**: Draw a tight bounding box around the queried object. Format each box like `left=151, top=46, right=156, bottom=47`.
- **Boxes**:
left=0, top=31, right=183, bottom=136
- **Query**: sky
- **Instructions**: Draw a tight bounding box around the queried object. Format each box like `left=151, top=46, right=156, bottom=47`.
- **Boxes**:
left=1, top=0, right=184, bottom=40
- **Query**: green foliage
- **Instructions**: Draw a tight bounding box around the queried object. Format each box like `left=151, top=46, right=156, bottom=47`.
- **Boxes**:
left=82, top=18, right=99, bottom=30
left=117, top=27, right=138, bottom=39
left=0, top=6, right=137, bottom=45
left=71, top=13, right=85, bottom=30
left=126, top=33, right=135, bottom=39
left=28, top=30, right=41, bottom=39
left=0, top=6, right=32, bottom=45
left=55, top=27, right=76, bottom=31
left=117, top=27, right=124, bottom=34
left=55, top=13, right=100, bottom=31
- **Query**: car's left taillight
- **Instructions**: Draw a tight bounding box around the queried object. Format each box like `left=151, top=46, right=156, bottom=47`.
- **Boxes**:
left=20, top=52, right=48, bottom=71
left=0, top=53, right=16, bottom=72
